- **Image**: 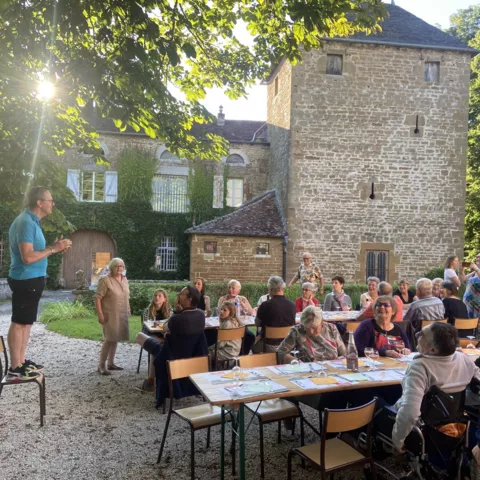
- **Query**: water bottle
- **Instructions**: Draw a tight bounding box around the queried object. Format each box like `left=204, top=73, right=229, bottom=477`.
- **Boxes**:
left=234, top=297, right=241, bottom=319
left=346, top=332, right=359, bottom=372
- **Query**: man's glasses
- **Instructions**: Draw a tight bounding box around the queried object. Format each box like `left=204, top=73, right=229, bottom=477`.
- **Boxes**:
left=375, top=302, right=392, bottom=308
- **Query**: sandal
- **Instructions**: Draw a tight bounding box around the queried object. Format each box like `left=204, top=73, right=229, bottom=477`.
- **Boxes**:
left=107, top=364, right=124, bottom=371
left=97, top=365, right=111, bottom=376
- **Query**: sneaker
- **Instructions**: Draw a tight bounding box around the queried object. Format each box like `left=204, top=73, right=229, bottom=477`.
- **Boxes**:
left=7, top=364, right=40, bottom=380
left=24, top=359, right=44, bottom=372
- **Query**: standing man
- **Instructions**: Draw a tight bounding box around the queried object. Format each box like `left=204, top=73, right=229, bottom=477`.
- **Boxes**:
left=288, top=252, right=324, bottom=295
left=7, top=186, right=72, bottom=379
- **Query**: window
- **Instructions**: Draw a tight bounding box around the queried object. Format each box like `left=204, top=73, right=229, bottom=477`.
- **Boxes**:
left=256, top=242, right=269, bottom=256
left=274, top=76, right=279, bottom=97
left=213, top=175, right=224, bottom=209
left=424, top=62, right=440, bottom=82
left=226, top=178, right=244, bottom=207
left=155, top=237, right=177, bottom=271
left=152, top=174, right=189, bottom=213
left=159, top=149, right=185, bottom=164
left=326, top=54, right=343, bottom=75
left=366, top=251, right=388, bottom=282
left=67, top=169, right=117, bottom=202
left=204, top=241, right=217, bottom=254
left=226, top=154, right=245, bottom=166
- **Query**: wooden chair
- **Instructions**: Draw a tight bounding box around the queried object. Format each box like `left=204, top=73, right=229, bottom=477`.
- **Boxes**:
left=239, top=352, right=304, bottom=478
left=421, top=319, right=448, bottom=329
left=454, top=318, right=479, bottom=337
left=263, top=325, right=293, bottom=352
left=157, top=355, right=232, bottom=479
left=287, top=398, right=377, bottom=480
left=346, top=322, right=361, bottom=333
left=213, top=326, right=246, bottom=371
left=0, top=336, right=46, bottom=427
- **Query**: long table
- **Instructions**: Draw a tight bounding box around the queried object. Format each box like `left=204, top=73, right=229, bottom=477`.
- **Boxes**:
left=189, top=356, right=408, bottom=480
left=143, top=311, right=361, bottom=334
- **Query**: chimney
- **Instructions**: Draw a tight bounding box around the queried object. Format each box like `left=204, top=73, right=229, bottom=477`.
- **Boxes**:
left=217, top=105, right=225, bottom=126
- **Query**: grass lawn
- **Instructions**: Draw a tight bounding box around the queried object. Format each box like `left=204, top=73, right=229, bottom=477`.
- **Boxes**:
left=42, top=315, right=141, bottom=343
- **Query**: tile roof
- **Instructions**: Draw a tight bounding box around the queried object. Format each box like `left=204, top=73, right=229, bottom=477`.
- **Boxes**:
left=334, top=4, right=476, bottom=53
left=185, top=190, right=287, bottom=238
left=87, top=115, right=268, bottom=144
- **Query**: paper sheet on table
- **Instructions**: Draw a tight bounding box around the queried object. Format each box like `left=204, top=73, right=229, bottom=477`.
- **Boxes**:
left=311, top=376, right=338, bottom=385
left=205, top=317, right=220, bottom=327
left=291, top=376, right=350, bottom=390
left=206, top=369, right=268, bottom=384
left=462, top=349, right=480, bottom=356
left=341, top=359, right=367, bottom=367
left=273, top=363, right=324, bottom=375
left=363, top=370, right=403, bottom=382
left=222, top=380, right=289, bottom=398
left=338, top=373, right=370, bottom=382
left=396, top=353, right=418, bottom=363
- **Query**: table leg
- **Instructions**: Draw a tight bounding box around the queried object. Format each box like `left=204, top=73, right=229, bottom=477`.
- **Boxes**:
left=239, top=403, right=245, bottom=480
left=220, top=405, right=225, bottom=480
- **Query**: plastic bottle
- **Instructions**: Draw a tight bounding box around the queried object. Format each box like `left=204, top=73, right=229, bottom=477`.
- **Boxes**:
left=346, top=332, right=359, bottom=372
left=234, top=297, right=241, bottom=319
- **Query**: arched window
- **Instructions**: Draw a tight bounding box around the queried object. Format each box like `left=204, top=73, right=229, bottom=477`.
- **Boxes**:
left=226, top=153, right=245, bottom=165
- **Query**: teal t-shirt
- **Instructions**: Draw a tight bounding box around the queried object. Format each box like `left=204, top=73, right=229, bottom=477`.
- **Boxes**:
left=9, top=209, right=47, bottom=280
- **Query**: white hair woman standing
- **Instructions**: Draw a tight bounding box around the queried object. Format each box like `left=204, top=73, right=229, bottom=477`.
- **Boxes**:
left=95, top=257, right=131, bottom=374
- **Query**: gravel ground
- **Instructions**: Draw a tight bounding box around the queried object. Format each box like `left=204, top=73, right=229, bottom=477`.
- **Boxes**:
left=0, top=293, right=402, bottom=480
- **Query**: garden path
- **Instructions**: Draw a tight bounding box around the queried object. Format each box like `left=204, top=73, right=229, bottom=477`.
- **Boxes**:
left=0, top=293, right=400, bottom=479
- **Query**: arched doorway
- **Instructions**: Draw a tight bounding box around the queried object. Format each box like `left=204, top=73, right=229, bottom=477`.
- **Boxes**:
left=63, top=230, right=116, bottom=289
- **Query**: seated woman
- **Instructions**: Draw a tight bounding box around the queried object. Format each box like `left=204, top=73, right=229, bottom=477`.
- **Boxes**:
left=441, top=281, right=468, bottom=325
left=393, top=279, right=418, bottom=309
left=432, top=278, right=443, bottom=299
left=356, top=282, right=403, bottom=322
left=193, top=277, right=211, bottom=316
left=323, top=275, right=352, bottom=311
left=295, top=282, right=319, bottom=313
left=360, top=276, right=380, bottom=308
left=354, top=296, right=411, bottom=358
left=208, top=302, right=243, bottom=363
left=139, top=288, right=172, bottom=391
left=134, top=286, right=207, bottom=407
left=278, top=306, right=345, bottom=363
left=217, top=279, right=255, bottom=353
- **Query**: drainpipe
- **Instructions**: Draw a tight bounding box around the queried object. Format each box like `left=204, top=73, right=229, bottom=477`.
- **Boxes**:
left=282, top=234, right=288, bottom=281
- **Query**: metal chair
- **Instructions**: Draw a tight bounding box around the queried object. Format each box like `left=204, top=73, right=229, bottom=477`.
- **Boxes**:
left=157, top=355, right=233, bottom=479
left=454, top=317, right=479, bottom=340
left=0, top=336, right=46, bottom=427
left=287, top=398, right=377, bottom=480
left=213, top=326, right=246, bottom=371
left=263, top=325, right=293, bottom=352
left=239, top=352, right=305, bottom=478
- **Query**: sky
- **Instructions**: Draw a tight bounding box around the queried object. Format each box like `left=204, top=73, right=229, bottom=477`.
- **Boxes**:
left=200, top=0, right=478, bottom=121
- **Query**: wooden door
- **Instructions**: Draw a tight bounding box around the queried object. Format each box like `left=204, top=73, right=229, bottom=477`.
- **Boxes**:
left=63, top=230, right=116, bottom=288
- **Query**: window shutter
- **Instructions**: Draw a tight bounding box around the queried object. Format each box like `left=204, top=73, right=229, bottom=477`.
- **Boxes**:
left=104, top=171, right=118, bottom=202
left=67, top=169, right=80, bottom=200
left=213, top=175, right=224, bottom=208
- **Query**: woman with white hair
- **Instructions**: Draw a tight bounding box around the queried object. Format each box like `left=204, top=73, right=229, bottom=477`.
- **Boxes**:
left=288, top=252, right=324, bottom=295
left=278, top=306, right=346, bottom=363
left=295, top=282, right=319, bottom=313
left=217, top=279, right=255, bottom=316
left=95, top=257, right=131, bottom=374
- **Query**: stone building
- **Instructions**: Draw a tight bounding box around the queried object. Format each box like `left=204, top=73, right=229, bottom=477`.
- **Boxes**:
left=186, top=190, right=287, bottom=282
left=266, top=4, right=475, bottom=284
left=54, top=4, right=476, bottom=286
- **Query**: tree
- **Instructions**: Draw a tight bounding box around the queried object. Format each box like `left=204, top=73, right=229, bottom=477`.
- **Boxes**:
left=447, top=5, right=480, bottom=44
left=0, top=0, right=386, bottom=206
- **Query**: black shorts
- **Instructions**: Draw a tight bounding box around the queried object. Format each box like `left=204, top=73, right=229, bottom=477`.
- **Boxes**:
left=8, top=276, right=46, bottom=325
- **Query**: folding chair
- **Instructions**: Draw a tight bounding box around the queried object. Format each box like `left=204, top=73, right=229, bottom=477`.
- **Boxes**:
left=287, top=398, right=377, bottom=480
left=263, top=325, right=293, bottom=352
left=157, top=355, right=233, bottom=479
left=0, top=336, right=46, bottom=427
left=213, top=326, right=245, bottom=371
left=454, top=318, right=479, bottom=340
left=239, top=352, right=305, bottom=478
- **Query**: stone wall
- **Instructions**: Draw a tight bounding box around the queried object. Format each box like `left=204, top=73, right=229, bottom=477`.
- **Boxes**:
left=61, top=134, right=270, bottom=202
left=267, top=61, right=292, bottom=209
left=272, top=42, right=470, bottom=283
left=0, top=278, right=11, bottom=300
left=189, top=235, right=283, bottom=283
